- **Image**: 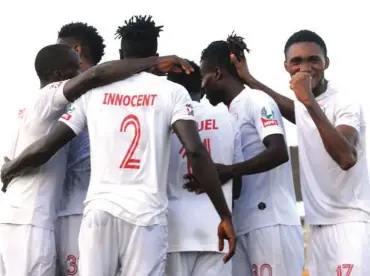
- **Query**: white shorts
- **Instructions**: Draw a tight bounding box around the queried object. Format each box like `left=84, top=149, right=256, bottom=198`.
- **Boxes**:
left=166, top=252, right=231, bottom=276
left=308, top=222, right=370, bottom=276
left=232, top=225, right=304, bottom=276
left=0, top=224, right=56, bottom=276
left=56, top=215, right=83, bottom=276
left=78, top=209, right=168, bottom=276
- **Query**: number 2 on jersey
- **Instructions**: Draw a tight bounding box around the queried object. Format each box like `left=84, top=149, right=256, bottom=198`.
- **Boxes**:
left=120, top=114, right=141, bottom=169
left=179, top=138, right=211, bottom=174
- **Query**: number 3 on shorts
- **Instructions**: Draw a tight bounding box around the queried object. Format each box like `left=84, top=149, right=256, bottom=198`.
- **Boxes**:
left=120, top=114, right=141, bottom=169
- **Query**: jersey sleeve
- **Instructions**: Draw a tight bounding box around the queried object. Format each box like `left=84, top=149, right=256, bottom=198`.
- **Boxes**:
left=251, top=94, right=284, bottom=141
left=233, top=129, right=244, bottom=164
left=334, top=97, right=361, bottom=132
left=171, top=86, right=196, bottom=125
left=58, top=96, right=87, bottom=135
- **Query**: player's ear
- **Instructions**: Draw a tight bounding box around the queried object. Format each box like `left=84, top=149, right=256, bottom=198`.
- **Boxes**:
left=214, top=67, right=222, bottom=81
left=284, top=60, right=289, bottom=73
left=73, top=44, right=82, bottom=55
left=53, top=70, right=63, bottom=81
left=324, top=56, right=330, bottom=69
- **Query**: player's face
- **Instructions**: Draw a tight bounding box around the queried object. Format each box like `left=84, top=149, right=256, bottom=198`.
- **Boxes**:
left=285, top=42, right=329, bottom=90
left=200, top=61, right=224, bottom=106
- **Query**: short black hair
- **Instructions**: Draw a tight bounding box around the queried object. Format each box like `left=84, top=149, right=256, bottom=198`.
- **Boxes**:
left=167, top=60, right=201, bottom=95
left=34, top=44, right=76, bottom=81
left=284, top=30, right=327, bottom=57
left=58, top=22, right=105, bottom=65
left=115, top=15, right=163, bottom=58
left=201, top=32, right=250, bottom=79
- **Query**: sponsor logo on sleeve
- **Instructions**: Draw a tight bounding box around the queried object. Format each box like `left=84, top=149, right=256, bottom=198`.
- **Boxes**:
left=61, top=104, right=75, bottom=121
left=261, top=106, right=278, bottom=127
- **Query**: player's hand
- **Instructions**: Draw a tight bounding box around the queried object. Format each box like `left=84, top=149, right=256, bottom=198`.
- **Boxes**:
left=1, top=156, right=12, bottom=192
left=230, top=53, right=256, bottom=88
left=218, top=216, right=237, bottom=263
left=290, top=72, right=315, bottom=106
left=183, top=164, right=234, bottom=194
left=154, top=55, right=194, bottom=75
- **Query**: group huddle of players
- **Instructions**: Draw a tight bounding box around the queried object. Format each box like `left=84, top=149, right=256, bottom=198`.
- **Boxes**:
left=0, top=14, right=368, bottom=276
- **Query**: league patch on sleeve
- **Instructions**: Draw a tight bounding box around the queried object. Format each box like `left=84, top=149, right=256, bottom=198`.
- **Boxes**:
left=186, top=103, right=194, bottom=116
left=61, top=104, right=75, bottom=121
left=261, top=106, right=278, bottom=127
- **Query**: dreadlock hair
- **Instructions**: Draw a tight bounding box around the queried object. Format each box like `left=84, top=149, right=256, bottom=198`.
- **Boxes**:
left=115, top=15, right=163, bottom=58
left=284, top=30, right=327, bottom=57
left=167, top=60, right=201, bottom=96
left=34, top=44, right=78, bottom=81
left=200, top=31, right=250, bottom=79
left=58, top=22, right=106, bottom=65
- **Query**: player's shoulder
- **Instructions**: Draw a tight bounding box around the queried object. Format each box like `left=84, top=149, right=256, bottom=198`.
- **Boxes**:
left=330, top=84, right=360, bottom=104
left=41, top=80, right=68, bottom=93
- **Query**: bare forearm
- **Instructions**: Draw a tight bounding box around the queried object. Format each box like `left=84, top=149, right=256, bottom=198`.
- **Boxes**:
left=231, top=147, right=289, bottom=177
left=306, top=102, right=356, bottom=170
left=247, top=78, right=296, bottom=124
left=6, top=137, right=54, bottom=177
left=188, top=146, right=232, bottom=219
left=65, top=57, right=158, bottom=101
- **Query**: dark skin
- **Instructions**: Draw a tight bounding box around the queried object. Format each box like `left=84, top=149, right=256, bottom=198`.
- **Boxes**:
left=2, top=61, right=236, bottom=263
left=185, top=62, right=288, bottom=191
left=173, top=78, right=242, bottom=200
left=231, top=41, right=358, bottom=170
left=57, top=38, right=92, bottom=71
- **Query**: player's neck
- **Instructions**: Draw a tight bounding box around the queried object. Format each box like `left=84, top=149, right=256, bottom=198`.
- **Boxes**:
left=313, top=79, right=328, bottom=98
left=190, top=93, right=201, bottom=102
left=223, top=81, right=245, bottom=105
left=39, top=80, right=54, bottom=89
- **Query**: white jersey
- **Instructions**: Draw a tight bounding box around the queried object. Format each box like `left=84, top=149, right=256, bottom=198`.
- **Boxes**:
left=59, top=72, right=195, bottom=226
left=0, top=81, right=69, bottom=230
left=57, top=128, right=90, bottom=217
left=295, top=82, right=370, bottom=225
left=167, top=101, right=243, bottom=253
left=229, top=88, right=300, bottom=236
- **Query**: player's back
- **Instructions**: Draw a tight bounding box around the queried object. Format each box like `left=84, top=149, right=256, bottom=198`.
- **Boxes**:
left=80, top=72, right=194, bottom=226
left=0, top=81, right=69, bottom=230
left=167, top=101, right=240, bottom=252
left=229, top=88, right=301, bottom=235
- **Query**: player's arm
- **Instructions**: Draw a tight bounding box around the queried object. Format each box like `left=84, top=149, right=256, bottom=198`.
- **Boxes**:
left=171, top=87, right=235, bottom=263
left=228, top=98, right=289, bottom=178
left=230, top=54, right=296, bottom=124
left=305, top=99, right=359, bottom=170
left=173, top=120, right=231, bottom=219
left=63, top=56, right=193, bottom=102
left=1, top=99, right=86, bottom=190
left=1, top=123, right=76, bottom=187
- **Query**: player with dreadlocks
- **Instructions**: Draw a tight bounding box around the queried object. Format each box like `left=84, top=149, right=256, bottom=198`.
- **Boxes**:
left=115, top=15, right=162, bottom=59
left=1, top=15, right=236, bottom=276
left=165, top=61, right=242, bottom=276
left=55, top=22, right=106, bottom=276
left=230, top=30, right=370, bottom=275
left=191, top=33, right=304, bottom=275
